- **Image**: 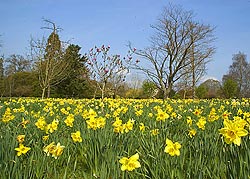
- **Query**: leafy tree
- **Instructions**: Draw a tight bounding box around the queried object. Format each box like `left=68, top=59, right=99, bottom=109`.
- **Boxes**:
left=195, top=84, right=208, bottom=99
left=1, top=71, right=40, bottom=97
left=141, top=80, right=157, bottom=98
left=11, top=71, right=40, bottom=97
left=222, top=78, right=238, bottom=98
left=130, top=4, right=215, bottom=99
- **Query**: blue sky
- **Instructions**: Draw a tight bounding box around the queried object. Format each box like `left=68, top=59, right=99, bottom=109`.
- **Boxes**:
left=1, top=0, right=250, bottom=82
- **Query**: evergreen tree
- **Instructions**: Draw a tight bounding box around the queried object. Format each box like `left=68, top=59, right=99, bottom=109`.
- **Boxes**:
left=54, top=44, right=91, bottom=98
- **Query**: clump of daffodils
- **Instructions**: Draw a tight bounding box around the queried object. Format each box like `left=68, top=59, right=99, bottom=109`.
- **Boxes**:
left=119, top=153, right=141, bottom=171
left=112, top=118, right=134, bottom=134
left=43, top=142, right=65, bottom=159
left=164, top=138, right=181, bottom=156
left=2, top=108, right=15, bottom=123
left=71, top=131, right=82, bottom=143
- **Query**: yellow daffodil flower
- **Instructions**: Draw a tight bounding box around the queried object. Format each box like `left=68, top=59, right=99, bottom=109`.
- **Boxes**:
left=15, top=144, right=31, bottom=156
left=164, top=138, right=181, bottom=156
left=119, top=153, right=141, bottom=171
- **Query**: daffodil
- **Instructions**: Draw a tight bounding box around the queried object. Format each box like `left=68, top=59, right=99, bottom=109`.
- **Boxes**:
left=124, top=119, right=134, bottom=133
left=139, top=123, right=145, bottom=132
left=188, top=129, right=196, bottom=138
left=2, top=108, right=15, bottom=123
left=35, top=117, right=47, bottom=131
left=16, top=135, right=25, bottom=143
left=43, top=142, right=65, bottom=159
left=150, top=129, right=159, bottom=136
left=196, top=117, right=206, bottom=130
left=96, top=117, right=106, bottom=129
left=86, top=117, right=98, bottom=130
left=15, top=144, right=31, bottom=156
left=164, top=138, right=181, bottom=156
left=42, top=135, right=49, bottom=141
left=219, top=119, right=248, bottom=146
left=71, top=131, right=82, bottom=143
left=156, top=109, right=169, bottom=122
left=43, top=142, right=56, bottom=156
left=52, top=143, right=65, bottom=159
left=186, top=116, right=192, bottom=126
left=119, top=153, right=141, bottom=171
left=64, top=114, right=74, bottom=127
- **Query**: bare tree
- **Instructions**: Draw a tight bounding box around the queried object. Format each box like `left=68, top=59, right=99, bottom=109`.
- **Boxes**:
left=223, top=52, right=250, bottom=98
left=87, top=45, right=129, bottom=99
left=30, top=19, right=70, bottom=98
left=5, top=54, right=31, bottom=76
left=130, top=4, right=215, bottom=99
left=109, top=72, right=126, bottom=98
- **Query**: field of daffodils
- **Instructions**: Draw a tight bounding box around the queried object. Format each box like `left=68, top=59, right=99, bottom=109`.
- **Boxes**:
left=0, top=98, right=250, bottom=179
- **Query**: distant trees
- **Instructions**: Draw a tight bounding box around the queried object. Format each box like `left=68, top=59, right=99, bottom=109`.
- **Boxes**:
left=0, top=54, right=39, bottom=97
left=195, top=84, right=208, bottom=99
left=130, top=4, right=215, bottom=99
left=5, top=54, right=31, bottom=76
left=2, top=14, right=250, bottom=100
left=1, top=19, right=92, bottom=98
left=222, top=52, right=250, bottom=98
left=198, top=79, right=221, bottom=98
left=2, top=54, right=32, bottom=97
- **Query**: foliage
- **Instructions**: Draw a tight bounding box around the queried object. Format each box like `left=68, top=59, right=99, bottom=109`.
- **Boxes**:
left=31, top=20, right=71, bottom=99
left=1, top=98, right=250, bottom=178
left=222, top=78, right=238, bottom=98
left=196, top=79, right=221, bottom=99
left=0, top=71, right=40, bottom=97
left=53, top=44, right=90, bottom=98
left=195, top=84, right=208, bottom=99
left=141, top=80, right=157, bottom=98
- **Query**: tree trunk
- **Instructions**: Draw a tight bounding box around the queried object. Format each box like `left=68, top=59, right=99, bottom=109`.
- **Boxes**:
left=183, top=90, right=187, bottom=99
left=42, top=88, right=46, bottom=99
left=191, top=41, right=196, bottom=99
left=165, top=80, right=173, bottom=99
left=47, top=84, right=51, bottom=98
left=101, top=82, right=106, bottom=100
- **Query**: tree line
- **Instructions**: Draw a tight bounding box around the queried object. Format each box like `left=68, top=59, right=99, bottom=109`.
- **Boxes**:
left=0, top=4, right=249, bottom=99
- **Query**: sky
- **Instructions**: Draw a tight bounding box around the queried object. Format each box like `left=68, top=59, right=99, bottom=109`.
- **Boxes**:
left=1, top=0, right=250, bottom=82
